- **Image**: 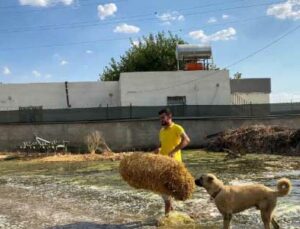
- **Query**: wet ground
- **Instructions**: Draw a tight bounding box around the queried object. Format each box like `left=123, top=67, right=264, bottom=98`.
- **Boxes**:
left=0, top=151, right=299, bottom=229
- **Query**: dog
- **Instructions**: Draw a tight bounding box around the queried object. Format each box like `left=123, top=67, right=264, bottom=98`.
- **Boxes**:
left=195, top=174, right=291, bottom=229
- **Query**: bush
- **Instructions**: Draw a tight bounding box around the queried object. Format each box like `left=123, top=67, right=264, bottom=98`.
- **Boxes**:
left=85, top=131, right=111, bottom=154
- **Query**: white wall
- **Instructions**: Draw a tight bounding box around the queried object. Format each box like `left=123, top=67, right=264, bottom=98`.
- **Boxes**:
left=0, top=81, right=119, bottom=110
left=231, top=92, right=270, bottom=104
left=0, top=70, right=234, bottom=110
left=68, top=82, right=120, bottom=108
left=119, top=70, right=231, bottom=106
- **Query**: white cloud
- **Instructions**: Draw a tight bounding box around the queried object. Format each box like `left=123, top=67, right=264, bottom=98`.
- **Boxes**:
left=267, top=0, right=300, bottom=20
left=97, top=3, right=117, bottom=20
left=114, top=23, right=140, bottom=33
left=189, top=27, right=236, bottom=44
left=86, top=50, right=93, bottom=54
left=157, top=11, right=185, bottom=25
left=60, top=60, right=68, bottom=66
left=32, top=70, right=41, bottom=77
left=222, top=14, right=229, bottom=19
left=178, top=15, right=185, bottom=21
left=52, top=53, right=69, bottom=65
left=207, top=17, right=217, bottom=23
left=32, top=70, right=52, bottom=80
left=19, top=0, right=74, bottom=7
left=2, top=66, right=11, bottom=75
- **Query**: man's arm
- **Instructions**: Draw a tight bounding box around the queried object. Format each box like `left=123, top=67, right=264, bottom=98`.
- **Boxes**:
left=169, top=132, right=190, bottom=157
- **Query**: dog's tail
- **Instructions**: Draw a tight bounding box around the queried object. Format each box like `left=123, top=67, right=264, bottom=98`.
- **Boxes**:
left=276, top=178, right=292, bottom=197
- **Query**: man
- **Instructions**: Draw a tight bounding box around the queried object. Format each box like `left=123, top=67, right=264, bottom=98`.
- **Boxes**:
left=154, top=108, right=190, bottom=215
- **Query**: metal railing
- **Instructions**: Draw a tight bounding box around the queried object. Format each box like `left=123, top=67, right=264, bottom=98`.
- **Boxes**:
left=0, top=103, right=299, bottom=124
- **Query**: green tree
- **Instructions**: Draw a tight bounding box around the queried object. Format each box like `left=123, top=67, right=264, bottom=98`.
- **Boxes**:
left=100, top=32, right=186, bottom=81
left=234, top=72, right=242, bottom=79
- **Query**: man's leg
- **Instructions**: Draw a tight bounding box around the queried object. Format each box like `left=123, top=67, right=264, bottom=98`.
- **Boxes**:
left=162, top=195, right=173, bottom=215
left=165, top=199, right=172, bottom=215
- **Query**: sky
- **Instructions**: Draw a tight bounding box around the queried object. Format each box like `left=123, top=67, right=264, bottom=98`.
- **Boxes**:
left=0, top=0, right=300, bottom=102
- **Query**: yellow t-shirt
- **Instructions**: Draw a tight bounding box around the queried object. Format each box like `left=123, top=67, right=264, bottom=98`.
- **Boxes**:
left=159, top=123, right=185, bottom=162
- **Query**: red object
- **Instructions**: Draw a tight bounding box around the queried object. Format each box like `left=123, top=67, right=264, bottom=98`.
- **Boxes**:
left=185, top=63, right=203, bottom=71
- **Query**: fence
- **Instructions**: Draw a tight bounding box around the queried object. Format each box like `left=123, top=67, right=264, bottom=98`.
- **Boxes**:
left=0, top=103, right=300, bottom=124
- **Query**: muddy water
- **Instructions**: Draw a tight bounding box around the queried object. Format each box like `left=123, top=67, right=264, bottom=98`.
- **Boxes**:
left=0, top=151, right=299, bottom=229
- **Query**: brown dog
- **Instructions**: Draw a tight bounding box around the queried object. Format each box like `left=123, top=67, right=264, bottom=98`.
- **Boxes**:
left=195, top=174, right=291, bottom=229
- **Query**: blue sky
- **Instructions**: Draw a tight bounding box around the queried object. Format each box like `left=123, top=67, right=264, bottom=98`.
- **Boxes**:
left=0, top=0, right=300, bottom=102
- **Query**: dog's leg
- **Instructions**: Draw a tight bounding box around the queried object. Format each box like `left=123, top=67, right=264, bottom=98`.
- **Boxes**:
left=269, top=204, right=279, bottom=229
left=261, top=210, right=272, bottom=229
left=223, top=213, right=232, bottom=229
left=271, top=217, right=280, bottom=229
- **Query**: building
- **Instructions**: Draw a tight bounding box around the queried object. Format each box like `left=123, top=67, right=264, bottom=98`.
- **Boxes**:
left=0, top=81, right=120, bottom=110
left=0, top=73, right=271, bottom=110
left=230, top=78, right=271, bottom=104
left=0, top=45, right=271, bottom=110
left=120, top=70, right=231, bottom=106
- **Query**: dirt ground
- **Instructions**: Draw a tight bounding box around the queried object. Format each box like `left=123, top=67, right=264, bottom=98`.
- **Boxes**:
left=0, top=151, right=299, bottom=229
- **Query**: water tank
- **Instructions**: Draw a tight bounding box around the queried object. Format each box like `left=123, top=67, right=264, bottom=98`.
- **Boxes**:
left=176, top=44, right=212, bottom=60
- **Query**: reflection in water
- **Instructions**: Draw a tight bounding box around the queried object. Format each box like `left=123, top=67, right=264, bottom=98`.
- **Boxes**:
left=0, top=151, right=299, bottom=229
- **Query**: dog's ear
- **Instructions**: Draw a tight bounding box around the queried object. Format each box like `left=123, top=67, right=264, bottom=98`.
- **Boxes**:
left=207, top=176, right=214, bottom=183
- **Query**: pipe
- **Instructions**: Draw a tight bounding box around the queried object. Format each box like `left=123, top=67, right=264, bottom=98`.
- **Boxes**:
left=65, top=81, right=71, bottom=108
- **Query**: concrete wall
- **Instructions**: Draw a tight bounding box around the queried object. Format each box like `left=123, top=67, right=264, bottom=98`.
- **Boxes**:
left=0, top=82, right=120, bottom=110
left=68, top=82, right=120, bottom=108
left=0, top=72, right=270, bottom=110
left=1, top=115, right=299, bottom=151
left=119, top=70, right=231, bottom=106
left=231, top=92, right=270, bottom=104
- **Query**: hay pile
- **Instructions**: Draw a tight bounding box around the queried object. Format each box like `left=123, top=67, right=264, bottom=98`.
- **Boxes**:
left=157, top=211, right=195, bottom=227
left=202, top=125, right=300, bottom=156
left=36, top=152, right=130, bottom=162
left=119, top=153, right=195, bottom=201
left=0, top=155, right=9, bottom=161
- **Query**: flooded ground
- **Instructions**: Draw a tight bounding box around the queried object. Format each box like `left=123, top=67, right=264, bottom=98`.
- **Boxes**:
left=0, top=151, right=299, bottom=229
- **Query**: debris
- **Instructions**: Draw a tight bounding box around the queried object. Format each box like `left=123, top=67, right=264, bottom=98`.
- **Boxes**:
left=19, top=135, right=68, bottom=153
left=202, top=125, right=300, bottom=156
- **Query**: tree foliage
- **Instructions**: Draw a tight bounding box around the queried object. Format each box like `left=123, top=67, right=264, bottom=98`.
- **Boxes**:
left=100, top=32, right=186, bottom=81
left=234, top=72, right=242, bottom=79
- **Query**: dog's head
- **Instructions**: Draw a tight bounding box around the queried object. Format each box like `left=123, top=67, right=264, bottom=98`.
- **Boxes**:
left=195, top=174, right=223, bottom=193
